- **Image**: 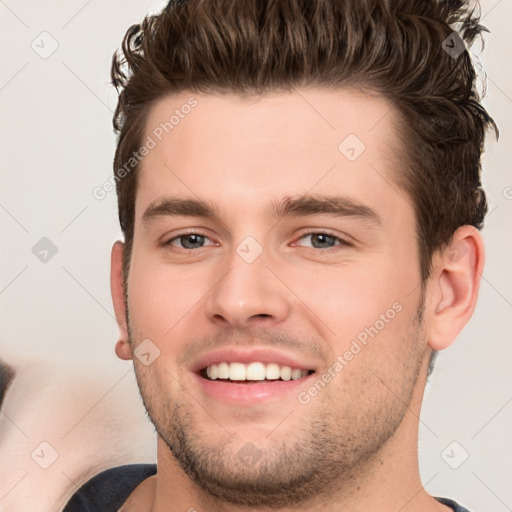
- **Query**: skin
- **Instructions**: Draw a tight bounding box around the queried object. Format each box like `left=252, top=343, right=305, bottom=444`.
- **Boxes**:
left=111, top=87, right=484, bottom=511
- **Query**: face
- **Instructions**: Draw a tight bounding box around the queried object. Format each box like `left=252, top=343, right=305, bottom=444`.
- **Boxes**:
left=121, top=88, right=430, bottom=506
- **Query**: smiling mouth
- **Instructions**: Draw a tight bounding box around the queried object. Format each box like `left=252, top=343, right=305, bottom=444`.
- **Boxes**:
left=200, top=361, right=315, bottom=383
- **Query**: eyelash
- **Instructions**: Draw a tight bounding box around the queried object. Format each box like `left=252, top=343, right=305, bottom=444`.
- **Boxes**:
left=164, top=230, right=351, bottom=253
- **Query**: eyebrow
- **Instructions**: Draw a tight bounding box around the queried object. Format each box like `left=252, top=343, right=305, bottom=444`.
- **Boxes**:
left=142, top=194, right=382, bottom=227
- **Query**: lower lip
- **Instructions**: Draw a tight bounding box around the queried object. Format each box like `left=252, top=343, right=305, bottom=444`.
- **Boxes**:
left=192, top=372, right=315, bottom=404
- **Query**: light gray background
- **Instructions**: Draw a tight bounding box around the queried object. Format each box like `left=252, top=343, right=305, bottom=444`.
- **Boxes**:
left=0, top=0, right=511, bottom=510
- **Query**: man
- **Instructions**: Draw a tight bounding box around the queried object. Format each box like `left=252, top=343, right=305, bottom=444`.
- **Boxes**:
left=64, top=0, right=497, bottom=510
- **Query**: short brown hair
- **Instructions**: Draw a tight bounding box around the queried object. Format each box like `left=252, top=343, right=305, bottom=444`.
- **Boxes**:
left=111, top=0, right=497, bottom=283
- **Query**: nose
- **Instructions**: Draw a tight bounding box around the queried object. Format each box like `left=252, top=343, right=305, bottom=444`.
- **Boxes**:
left=203, top=242, right=292, bottom=329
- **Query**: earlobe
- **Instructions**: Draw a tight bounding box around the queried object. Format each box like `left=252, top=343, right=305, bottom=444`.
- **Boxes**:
left=115, top=338, right=132, bottom=360
left=110, top=240, right=132, bottom=360
left=428, top=226, right=484, bottom=351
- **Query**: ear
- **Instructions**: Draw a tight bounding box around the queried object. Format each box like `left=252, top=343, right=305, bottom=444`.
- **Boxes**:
left=427, top=225, right=485, bottom=351
left=111, top=240, right=132, bottom=360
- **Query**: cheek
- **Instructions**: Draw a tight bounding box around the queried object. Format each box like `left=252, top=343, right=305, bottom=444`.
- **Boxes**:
left=127, top=257, right=207, bottom=339
left=286, top=258, right=420, bottom=372
left=283, top=258, right=409, bottom=334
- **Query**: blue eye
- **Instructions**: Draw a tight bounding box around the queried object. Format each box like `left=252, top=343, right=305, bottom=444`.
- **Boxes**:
left=164, top=231, right=350, bottom=252
left=296, top=232, right=349, bottom=252
left=167, top=233, right=214, bottom=250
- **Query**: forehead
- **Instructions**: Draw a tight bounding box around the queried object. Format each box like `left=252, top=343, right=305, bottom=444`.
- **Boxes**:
left=143, top=87, right=396, bottom=158
left=136, top=87, right=411, bottom=225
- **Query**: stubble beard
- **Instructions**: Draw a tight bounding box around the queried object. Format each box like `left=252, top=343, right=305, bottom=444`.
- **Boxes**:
left=128, top=293, right=428, bottom=508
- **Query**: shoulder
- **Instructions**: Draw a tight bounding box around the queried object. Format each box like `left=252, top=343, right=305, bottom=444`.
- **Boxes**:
left=62, top=463, right=157, bottom=512
left=435, top=496, right=473, bottom=512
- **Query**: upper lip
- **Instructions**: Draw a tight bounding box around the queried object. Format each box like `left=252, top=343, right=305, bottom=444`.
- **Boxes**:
left=190, top=347, right=319, bottom=374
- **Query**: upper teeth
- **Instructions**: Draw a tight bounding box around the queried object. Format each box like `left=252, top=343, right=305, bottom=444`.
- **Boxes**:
left=205, top=362, right=309, bottom=381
